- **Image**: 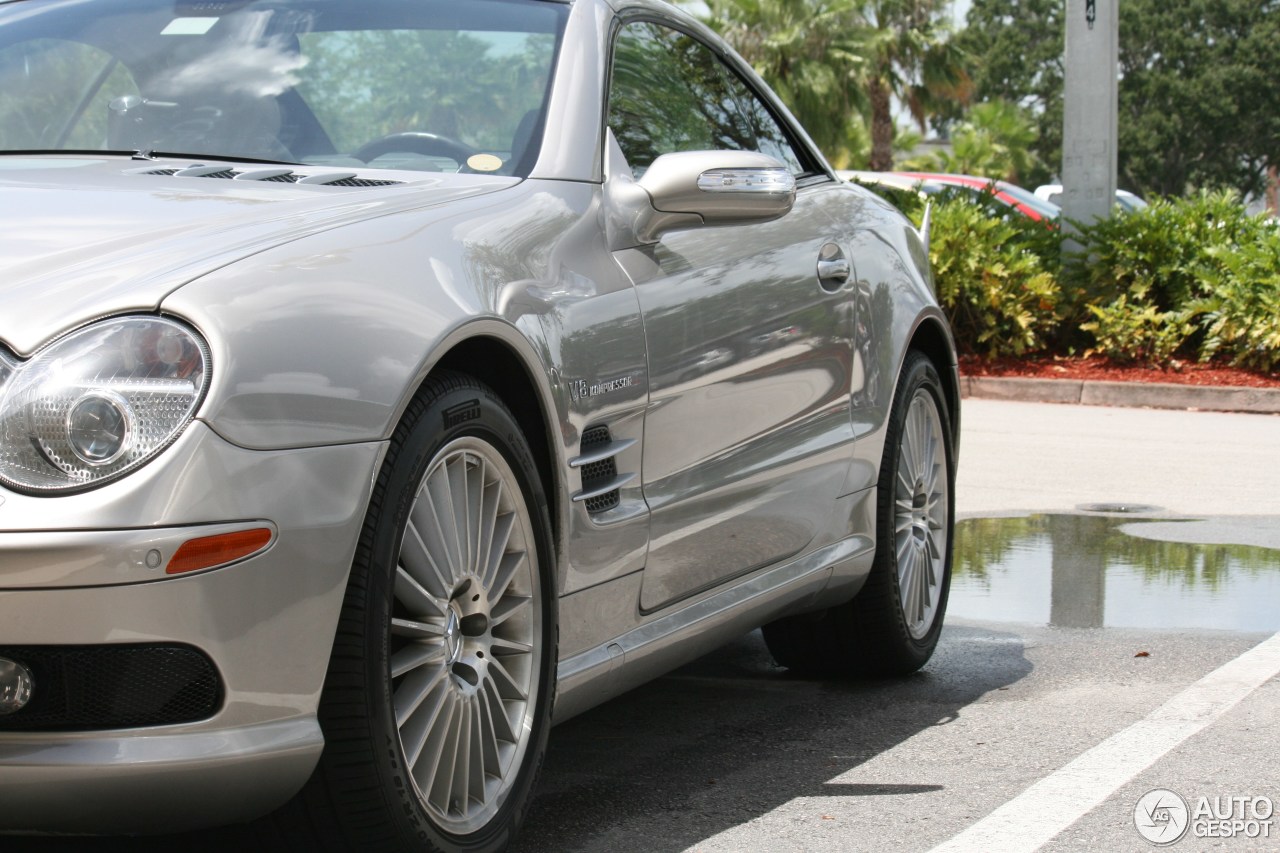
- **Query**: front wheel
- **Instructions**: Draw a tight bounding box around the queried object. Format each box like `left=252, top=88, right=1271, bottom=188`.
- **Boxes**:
left=763, top=351, right=955, bottom=676
left=285, top=372, right=556, bottom=853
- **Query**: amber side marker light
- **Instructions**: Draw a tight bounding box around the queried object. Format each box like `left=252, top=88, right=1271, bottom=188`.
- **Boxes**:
left=167, top=528, right=274, bottom=575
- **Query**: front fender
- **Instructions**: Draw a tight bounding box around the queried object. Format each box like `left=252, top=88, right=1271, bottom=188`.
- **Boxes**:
left=162, top=182, right=596, bottom=453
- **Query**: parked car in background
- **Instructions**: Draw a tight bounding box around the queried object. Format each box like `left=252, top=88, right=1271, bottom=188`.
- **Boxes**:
left=841, top=170, right=1061, bottom=221
left=1034, top=184, right=1149, bottom=213
left=0, top=0, right=959, bottom=851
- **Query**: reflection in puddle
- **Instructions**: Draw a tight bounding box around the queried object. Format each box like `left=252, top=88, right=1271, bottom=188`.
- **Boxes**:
left=950, top=515, right=1280, bottom=632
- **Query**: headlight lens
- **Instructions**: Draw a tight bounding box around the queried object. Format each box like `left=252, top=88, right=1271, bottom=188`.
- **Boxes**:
left=0, top=317, right=210, bottom=493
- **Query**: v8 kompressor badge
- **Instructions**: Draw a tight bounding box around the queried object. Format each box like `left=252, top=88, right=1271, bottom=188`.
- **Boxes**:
left=568, top=374, right=635, bottom=402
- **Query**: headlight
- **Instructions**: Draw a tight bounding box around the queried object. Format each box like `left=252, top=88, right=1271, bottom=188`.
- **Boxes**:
left=0, top=317, right=210, bottom=493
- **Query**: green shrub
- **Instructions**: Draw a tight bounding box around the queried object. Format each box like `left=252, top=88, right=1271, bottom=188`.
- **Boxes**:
left=926, top=199, right=1063, bottom=357
left=1074, top=190, right=1280, bottom=368
left=856, top=178, right=1278, bottom=368
left=1070, top=190, right=1259, bottom=309
left=1191, top=238, right=1280, bottom=370
left=1078, top=295, right=1194, bottom=363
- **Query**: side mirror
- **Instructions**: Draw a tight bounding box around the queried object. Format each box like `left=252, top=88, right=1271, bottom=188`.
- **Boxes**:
left=605, top=139, right=796, bottom=247
left=639, top=150, right=796, bottom=227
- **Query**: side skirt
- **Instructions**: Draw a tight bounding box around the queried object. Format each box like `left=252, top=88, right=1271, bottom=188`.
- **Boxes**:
left=553, top=532, right=875, bottom=723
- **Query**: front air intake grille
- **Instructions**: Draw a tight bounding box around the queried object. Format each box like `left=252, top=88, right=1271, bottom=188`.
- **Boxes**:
left=579, top=426, right=619, bottom=513
left=0, top=644, right=222, bottom=731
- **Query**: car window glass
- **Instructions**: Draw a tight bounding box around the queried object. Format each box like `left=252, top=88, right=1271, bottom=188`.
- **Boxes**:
left=607, top=21, right=803, bottom=178
left=0, top=0, right=564, bottom=176
left=0, top=39, right=140, bottom=150
left=295, top=28, right=556, bottom=169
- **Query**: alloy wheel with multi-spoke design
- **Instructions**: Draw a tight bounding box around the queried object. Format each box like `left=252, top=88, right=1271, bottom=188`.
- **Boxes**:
left=759, top=352, right=954, bottom=677
left=892, top=388, right=949, bottom=640
left=389, top=436, right=543, bottom=836
left=295, top=376, right=553, bottom=852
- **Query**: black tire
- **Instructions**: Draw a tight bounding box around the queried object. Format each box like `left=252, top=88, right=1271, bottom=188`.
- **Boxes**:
left=278, top=371, right=556, bottom=853
left=763, top=351, right=955, bottom=677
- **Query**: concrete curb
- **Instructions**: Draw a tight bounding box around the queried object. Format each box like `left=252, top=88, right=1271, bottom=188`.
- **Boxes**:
left=960, top=376, right=1280, bottom=414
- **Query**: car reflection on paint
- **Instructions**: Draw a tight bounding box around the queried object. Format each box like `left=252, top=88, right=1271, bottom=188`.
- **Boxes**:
left=0, top=0, right=959, bottom=850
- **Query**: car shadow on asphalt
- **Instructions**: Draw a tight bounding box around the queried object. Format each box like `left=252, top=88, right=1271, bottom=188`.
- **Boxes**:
left=511, top=624, right=1033, bottom=853
left=9, top=624, right=1031, bottom=853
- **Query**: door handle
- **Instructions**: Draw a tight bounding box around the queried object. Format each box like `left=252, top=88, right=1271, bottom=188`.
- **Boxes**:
left=817, top=243, right=851, bottom=291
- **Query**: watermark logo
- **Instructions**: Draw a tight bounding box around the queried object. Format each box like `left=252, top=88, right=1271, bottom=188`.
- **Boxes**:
left=1135, top=789, right=1274, bottom=845
left=1135, top=789, right=1190, bottom=845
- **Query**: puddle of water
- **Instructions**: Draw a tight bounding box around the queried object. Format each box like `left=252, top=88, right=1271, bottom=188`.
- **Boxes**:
left=949, top=515, right=1280, bottom=632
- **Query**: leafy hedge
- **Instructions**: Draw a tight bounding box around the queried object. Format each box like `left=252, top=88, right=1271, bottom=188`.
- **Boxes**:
left=928, top=200, right=1063, bottom=357
left=877, top=186, right=1280, bottom=371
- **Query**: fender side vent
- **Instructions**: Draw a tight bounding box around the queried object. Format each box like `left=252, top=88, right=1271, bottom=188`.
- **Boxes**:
left=570, top=426, right=637, bottom=515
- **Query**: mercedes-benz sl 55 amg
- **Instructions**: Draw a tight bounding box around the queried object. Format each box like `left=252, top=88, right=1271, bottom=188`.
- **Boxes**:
left=0, top=0, right=958, bottom=849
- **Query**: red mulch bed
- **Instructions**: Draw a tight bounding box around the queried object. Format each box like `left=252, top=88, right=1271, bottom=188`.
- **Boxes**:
left=960, top=354, right=1280, bottom=390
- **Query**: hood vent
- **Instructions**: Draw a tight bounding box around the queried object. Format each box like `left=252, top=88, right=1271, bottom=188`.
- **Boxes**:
left=127, top=165, right=402, bottom=187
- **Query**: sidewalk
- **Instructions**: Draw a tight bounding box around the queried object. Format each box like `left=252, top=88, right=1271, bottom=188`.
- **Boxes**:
left=956, top=398, right=1280, bottom=525
left=961, top=375, right=1280, bottom=414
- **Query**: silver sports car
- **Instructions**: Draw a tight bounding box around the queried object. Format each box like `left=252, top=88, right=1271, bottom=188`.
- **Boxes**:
left=0, top=0, right=958, bottom=849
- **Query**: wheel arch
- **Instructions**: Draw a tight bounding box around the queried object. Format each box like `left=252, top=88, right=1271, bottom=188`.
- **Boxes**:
left=424, top=330, right=565, bottom=561
left=906, top=314, right=961, bottom=458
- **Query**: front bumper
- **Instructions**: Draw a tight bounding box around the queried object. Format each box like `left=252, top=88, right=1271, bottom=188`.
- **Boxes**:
left=0, top=421, right=385, bottom=833
left=1, top=719, right=321, bottom=834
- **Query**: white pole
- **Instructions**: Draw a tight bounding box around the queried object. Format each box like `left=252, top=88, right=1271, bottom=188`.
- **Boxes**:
left=1061, top=0, right=1119, bottom=231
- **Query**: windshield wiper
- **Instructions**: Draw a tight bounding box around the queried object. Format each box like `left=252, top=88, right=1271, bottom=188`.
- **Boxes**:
left=1, top=148, right=141, bottom=158
left=140, top=149, right=304, bottom=166
left=0, top=148, right=302, bottom=166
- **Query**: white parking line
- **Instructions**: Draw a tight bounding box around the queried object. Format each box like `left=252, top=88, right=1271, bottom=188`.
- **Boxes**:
left=927, top=631, right=1280, bottom=853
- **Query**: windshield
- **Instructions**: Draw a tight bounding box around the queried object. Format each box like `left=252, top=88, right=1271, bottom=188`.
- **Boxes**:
left=0, top=0, right=565, bottom=176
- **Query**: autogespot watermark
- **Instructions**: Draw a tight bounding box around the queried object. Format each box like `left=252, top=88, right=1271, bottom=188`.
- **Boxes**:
left=1134, top=788, right=1274, bottom=845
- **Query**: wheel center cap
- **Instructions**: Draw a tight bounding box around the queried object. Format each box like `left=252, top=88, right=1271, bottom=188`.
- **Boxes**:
left=443, top=608, right=462, bottom=665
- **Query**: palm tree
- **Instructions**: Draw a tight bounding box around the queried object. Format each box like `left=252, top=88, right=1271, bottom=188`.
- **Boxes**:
left=701, top=0, right=871, bottom=167
left=909, top=99, right=1040, bottom=182
left=857, top=0, right=972, bottom=170
left=700, top=0, right=970, bottom=170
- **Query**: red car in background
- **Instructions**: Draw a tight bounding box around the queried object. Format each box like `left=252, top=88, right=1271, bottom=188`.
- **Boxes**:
left=894, top=172, right=1062, bottom=221
left=842, top=170, right=1062, bottom=222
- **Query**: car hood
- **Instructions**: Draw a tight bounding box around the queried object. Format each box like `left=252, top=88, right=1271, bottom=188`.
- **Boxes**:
left=0, top=156, right=516, bottom=356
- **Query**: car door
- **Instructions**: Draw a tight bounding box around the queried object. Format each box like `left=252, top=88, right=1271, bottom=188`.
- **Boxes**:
left=605, top=19, right=858, bottom=612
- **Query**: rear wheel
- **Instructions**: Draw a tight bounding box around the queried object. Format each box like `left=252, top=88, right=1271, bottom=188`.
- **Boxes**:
left=283, top=372, right=555, bottom=852
left=763, top=351, right=954, bottom=676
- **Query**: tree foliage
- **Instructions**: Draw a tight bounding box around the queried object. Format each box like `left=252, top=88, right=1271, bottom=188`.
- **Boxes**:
left=701, top=0, right=871, bottom=167
left=856, top=0, right=972, bottom=170
left=1117, top=0, right=1280, bottom=197
left=906, top=98, right=1040, bottom=182
left=958, top=0, right=1280, bottom=197
left=701, top=0, right=969, bottom=169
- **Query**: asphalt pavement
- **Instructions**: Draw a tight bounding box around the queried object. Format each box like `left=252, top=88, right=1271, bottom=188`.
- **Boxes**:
left=16, top=393, right=1280, bottom=853
left=511, top=396, right=1280, bottom=853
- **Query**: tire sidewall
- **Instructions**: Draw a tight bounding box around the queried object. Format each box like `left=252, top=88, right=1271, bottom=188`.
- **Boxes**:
left=364, top=380, right=557, bottom=853
left=877, top=354, right=956, bottom=663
